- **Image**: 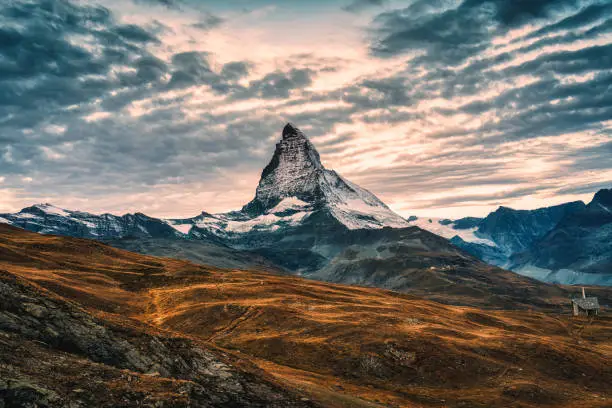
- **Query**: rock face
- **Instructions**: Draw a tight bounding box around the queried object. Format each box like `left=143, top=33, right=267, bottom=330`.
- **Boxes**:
left=1, top=124, right=408, bottom=241
left=1, top=124, right=609, bottom=288
left=417, top=191, right=611, bottom=285
left=241, top=123, right=409, bottom=229
left=475, top=201, right=586, bottom=255
left=243, top=123, right=324, bottom=215
left=445, top=201, right=586, bottom=268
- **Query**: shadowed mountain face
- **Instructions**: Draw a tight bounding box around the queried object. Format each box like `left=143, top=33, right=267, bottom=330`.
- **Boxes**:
left=510, top=189, right=612, bottom=285
left=476, top=201, right=587, bottom=255
left=443, top=201, right=587, bottom=266
left=1, top=224, right=612, bottom=408
left=423, top=191, right=612, bottom=286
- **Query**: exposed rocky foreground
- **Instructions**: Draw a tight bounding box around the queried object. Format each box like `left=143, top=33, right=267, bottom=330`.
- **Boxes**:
left=0, top=225, right=315, bottom=408
left=1, top=224, right=612, bottom=407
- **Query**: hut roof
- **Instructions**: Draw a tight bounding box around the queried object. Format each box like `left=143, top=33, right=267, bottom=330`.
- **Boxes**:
left=572, top=297, right=600, bottom=310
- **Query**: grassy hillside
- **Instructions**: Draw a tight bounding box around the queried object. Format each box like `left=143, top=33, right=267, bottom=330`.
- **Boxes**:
left=1, top=224, right=611, bottom=407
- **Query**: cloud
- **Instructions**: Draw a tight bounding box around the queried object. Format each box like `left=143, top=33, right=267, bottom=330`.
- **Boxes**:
left=0, top=0, right=610, bottom=218
left=220, top=61, right=252, bottom=81
left=342, top=0, right=387, bottom=13
left=191, top=13, right=225, bottom=30
left=237, top=68, right=316, bottom=100
left=369, top=0, right=585, bottom=62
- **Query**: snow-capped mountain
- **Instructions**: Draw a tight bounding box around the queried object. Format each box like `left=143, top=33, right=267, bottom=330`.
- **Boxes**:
left=1, top=124, right=408, bottom=242
left=241, top=123, right=408, bottom=229
left=0, top=203, right=180, bottom=239
left=407, top=192, right=611, bottom=286
left=405, top=217, right=496, bottom=247
left=1, top=124, right=610, bottom=288
left=168, top=123, right=409, bottom=240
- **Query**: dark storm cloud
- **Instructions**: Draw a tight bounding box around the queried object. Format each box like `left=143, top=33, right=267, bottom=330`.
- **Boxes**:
left=419, top=186, right=549, bottom=208
left=236, top=68, right=316, bottom=100
left=566, top=140, right=612, bottom=172
left=342, top=0, right=387, bottom=13
left=556, top=181, right=612, bottom=196
left=168, top=51, right=217, bottom=88
left=370, top=0, right=585, bottom=62
left=191, top=13, right=225, bottom=30
left=0, top=0, right=251, bottom=196
left=525, top=2, right=612, bottom=39
left=132, top=0, right=183, bottom=8
left=358, top=0, right=612, bottom=143
left=219, top=62, right=249, bottom=81
left=1, top=0, right=610, bottom=215
left=0, top=0, right=166, bottom=129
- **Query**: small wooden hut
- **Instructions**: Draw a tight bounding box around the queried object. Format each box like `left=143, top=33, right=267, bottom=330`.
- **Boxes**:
left=571, top=287, right=600, bottom=316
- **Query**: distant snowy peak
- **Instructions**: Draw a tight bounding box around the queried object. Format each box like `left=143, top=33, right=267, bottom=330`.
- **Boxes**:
left=241, top=123, right=409, bottom=230
left=1, top=204, right=181, bottom=239
left=406, top=217, right=496, bottom=247
left=27, top=203, right=73, bottom=217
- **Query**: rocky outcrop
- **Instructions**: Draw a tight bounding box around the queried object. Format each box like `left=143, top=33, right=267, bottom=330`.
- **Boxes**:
left=0, top=270, right=316, bottom=407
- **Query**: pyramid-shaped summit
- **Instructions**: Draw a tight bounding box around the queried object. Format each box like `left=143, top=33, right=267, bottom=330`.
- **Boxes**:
left=242, top=123, right=409, bottom=230
left=243, top=123, right=323, bottom=214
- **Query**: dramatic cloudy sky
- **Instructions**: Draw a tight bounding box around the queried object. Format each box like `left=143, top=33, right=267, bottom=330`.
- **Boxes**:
left=0, top=0, right=611, bottom=218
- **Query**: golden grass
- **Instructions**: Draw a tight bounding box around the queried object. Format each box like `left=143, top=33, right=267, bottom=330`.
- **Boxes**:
left=1, top=224, right=611, bottom=407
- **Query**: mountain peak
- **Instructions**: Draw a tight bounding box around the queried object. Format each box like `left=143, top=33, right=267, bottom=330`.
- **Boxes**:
left=243, top=124, right=323, bottom=214
left=239, top=124, right=409, bottom=229
left=282, top=122, right=305, bottom=139
left=591, top=188, right=612, bottom=207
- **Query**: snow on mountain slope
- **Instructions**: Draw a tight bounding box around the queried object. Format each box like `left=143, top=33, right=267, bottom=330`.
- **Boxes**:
left=165, top=220, right=193, bottom=235
left=0, top=203, right=180, bottom=239
left=267, top=197, right=311, bottom=214
left=406, top=217, right=497, bottom=247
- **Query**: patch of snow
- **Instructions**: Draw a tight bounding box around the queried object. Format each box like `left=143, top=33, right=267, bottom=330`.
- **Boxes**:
left=0, top=217, right=12, bottom=225
left=597, top=202, right=611, bottom=214
left=513, top=265, right=553, bottom=281
left=36, top=204, right=71, bottom=217
left=331, top=198, right=409, bottom=230
left=514, top=265, right=612, bottom=286
left=193, top=215, right=225, bottom=231
left=15, top=212, right=39, bottom=219
left=78, top=220, right=98, bottom=229
left=407, top=217, right=497, bottom=247
left=226, top=211, right=311, bottom=233
left=165, top=221, right=193, bottom=235
left=268, top=197, right=310, bottom=214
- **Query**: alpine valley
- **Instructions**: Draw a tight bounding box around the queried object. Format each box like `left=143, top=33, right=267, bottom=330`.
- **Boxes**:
left=1, top=123, right=611, bottom=290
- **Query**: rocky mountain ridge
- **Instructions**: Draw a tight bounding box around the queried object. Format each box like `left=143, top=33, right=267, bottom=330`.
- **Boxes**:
left=405, top=190, right=611, bottom=285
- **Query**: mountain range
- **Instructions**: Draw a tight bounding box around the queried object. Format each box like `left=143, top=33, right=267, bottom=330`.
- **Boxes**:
left=402, top=191, right=611, bottom=286
left=1, top=123, right=610, bottom=288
